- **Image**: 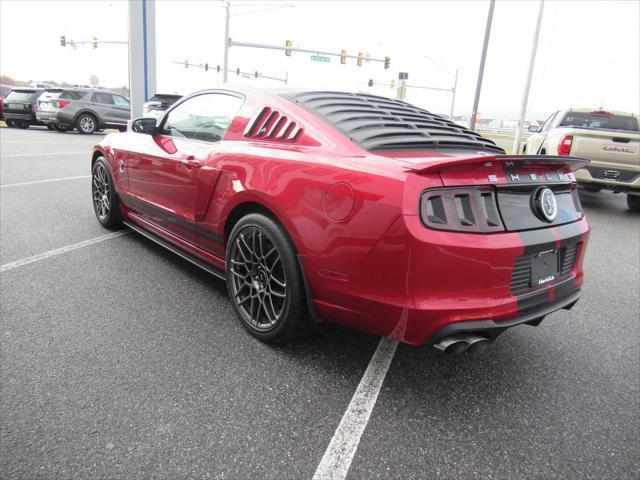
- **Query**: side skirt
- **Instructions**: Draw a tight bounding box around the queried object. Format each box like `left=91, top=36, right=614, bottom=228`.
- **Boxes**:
left=123, top=217, right=226, bottom=281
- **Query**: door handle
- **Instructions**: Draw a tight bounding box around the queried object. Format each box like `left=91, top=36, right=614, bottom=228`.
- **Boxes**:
left=182, top=156, right=201, bottom=169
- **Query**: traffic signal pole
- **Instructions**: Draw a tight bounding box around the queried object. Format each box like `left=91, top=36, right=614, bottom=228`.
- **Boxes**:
left=228, top=39, right=389, bottom=66
left=513, top=0, right=545, bottom=155
left=469, top=0, right=495, bottom=131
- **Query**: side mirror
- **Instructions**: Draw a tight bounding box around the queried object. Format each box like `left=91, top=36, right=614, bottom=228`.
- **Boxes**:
left=528, top=125, right=540, bottom=133
left=132, top=117, right=158, bottom=135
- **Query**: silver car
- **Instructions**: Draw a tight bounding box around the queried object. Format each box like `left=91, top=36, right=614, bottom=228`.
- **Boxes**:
left=55, top=89, right=130, bottom=134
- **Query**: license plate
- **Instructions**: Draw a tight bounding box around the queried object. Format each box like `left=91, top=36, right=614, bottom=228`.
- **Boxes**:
left=531, top=249, right=558, bottom=286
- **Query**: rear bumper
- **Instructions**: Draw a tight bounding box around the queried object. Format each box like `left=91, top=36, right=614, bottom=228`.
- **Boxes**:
left=35, top=111, right=59, bottom=124
left=56, top=110, right=76, bottom=126
left=423, top=286, right=580, bottom=348
left=4, top=112, right=39, bottom=123
left=302, top=216, right=590, bottom=346
left=576, top=166, right=640, bottom=193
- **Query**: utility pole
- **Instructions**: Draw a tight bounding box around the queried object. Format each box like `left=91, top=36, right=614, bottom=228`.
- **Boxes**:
left=223, top=1, right=230, bottom=83
left=449, top=68, right=458, bottom=121
left=469, top=0, right=495, bottom=131
left=513, top=0, right=545, bottom=154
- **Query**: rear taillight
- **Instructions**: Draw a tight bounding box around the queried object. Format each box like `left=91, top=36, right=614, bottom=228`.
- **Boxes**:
left=420, top=187, right=505, bottom=233
left=558, top=135, right=573, bottom=156
left=57, top=99, right=71, bottom=109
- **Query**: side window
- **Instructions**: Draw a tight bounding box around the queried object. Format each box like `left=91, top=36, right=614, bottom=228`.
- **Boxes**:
left=113, top=95, right=130, bottom=108
left=92, top=92, right=114, bottom=105
left=160, top=93, right=242, bottom=143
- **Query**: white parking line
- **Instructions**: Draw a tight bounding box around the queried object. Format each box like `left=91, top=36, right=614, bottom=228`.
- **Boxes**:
left=0, top=151, right=88, bottom=158
left=313, top=337, right=399, bottom=480
left=1, top=175, right=90, bottom=188
left=0, top=231, right=129, bottom=273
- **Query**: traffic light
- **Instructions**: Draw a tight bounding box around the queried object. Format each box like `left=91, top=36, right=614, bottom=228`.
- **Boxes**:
left=340, top=49, right=347, bottom=65
left=236, top=68, right=240, bottom=76
left=185, top=60, right=189, bottom=68
left=204, top=63, right=209, bottom=71
left=217, top=65, right=221, bottom=73
left=255, top=71, right=259, bottom=79
left=368, top=79, right=374, bottom=87
left=92, top=36, right=98, bottom=49
left=384, top=56, right=390, bottom=69
left=285, top=40, right=292, bottom=56
left=357, top=52, right=363, bottom=67
left=60, top=35, right=66, bottom=47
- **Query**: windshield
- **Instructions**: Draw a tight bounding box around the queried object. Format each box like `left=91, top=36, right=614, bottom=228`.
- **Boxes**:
left=559, top=111, right=639, bottom=132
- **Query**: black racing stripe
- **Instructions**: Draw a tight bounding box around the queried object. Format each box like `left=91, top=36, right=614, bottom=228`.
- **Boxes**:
left=518, top=228, right=558, bottom=254
left=121, top=193, right=223, bottom=244
left=554, top=276, right=578, bottom=301
left=514, top=221, right=586, bottom=313
left=516, top=278, right=579, bottom=316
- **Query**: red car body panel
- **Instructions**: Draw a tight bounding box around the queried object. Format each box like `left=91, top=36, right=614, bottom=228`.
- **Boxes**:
left=93, top=87, right=590, bottom=346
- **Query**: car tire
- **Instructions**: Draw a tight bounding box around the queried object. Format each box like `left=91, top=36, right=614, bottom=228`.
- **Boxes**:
left=627, top=194, right=640, bottom=212
left=91, top=157, right=122, bottom=229
left=46, top=124, right=54, bottom=130
left=77, top=113, right=98, bottom=134
left=5, top=119, right=15, bottom=128
left=226, top=213, right=310, bottom=344
left=16, top=121, right=29, bottom=129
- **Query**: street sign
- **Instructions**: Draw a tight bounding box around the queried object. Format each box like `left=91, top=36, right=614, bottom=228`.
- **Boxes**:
left=310, top=55, right=331, bottom=63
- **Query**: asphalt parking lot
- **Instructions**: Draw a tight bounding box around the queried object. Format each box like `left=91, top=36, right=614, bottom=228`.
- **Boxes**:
left=1, top=126, right=638, bottom=480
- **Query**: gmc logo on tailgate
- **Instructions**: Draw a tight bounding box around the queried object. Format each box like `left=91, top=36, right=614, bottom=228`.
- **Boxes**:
left=603, top=145, right=635, bottom=154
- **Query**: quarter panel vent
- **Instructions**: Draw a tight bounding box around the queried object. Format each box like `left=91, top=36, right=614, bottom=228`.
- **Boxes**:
left=244, top=106, right=303, bottom=143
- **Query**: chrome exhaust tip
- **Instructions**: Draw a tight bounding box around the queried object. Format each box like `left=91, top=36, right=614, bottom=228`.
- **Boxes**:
left=433, top=334, right=491, bottom=354
left=433, top=336, right=469, bottom=354
left=463, top=334, right=490, bottom=354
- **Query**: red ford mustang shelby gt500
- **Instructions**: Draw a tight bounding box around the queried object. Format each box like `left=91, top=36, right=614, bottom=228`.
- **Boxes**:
left=91, top=88, right=590, bottom=353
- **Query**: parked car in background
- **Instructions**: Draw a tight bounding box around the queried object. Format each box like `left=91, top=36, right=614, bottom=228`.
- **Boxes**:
left=90, top=88, right=590, bottom=352
left=3, top=87, right=44, bottom=128
left=56, top=89, right=130, bottom=134
left=143, top=93, right=182, bottom=119
left=36, top=87, right=90, bottom=132
left=525, top=108, right=640, bottom=211
left=0, top=84, right=14, bottom=121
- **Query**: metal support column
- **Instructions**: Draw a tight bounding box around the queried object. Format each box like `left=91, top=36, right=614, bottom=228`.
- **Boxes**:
left=469, top=0, right=495, bottom=131
left=513, top=0, right=545, bottom=154
left=127, top=0, right=156, bottom=119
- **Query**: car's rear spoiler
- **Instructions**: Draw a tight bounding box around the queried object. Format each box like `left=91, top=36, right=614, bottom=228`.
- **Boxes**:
left=406, top=154, right=590, bottom=174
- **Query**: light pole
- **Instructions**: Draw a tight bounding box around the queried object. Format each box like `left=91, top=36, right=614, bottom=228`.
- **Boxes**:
left=469, top=0, right=495, bottom=131
left=513, top=0, right=545, bottom=155
left=223, top=1, right=230, bottom=83
left=222, top=2, right=295, bottom=84
left=424, top=56, right=459, bottom=120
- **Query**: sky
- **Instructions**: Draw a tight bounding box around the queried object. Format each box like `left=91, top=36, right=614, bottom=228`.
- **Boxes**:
left=1, top=0, right=638, bottom=120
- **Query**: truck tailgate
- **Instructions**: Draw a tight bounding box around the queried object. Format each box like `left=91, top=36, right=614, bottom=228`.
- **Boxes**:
left=570, top=129, right=639, bottom=170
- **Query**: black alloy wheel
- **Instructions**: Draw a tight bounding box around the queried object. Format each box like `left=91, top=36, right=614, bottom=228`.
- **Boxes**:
left=91, top=157, right=122, bottom=229
left=226, top=214, right=309, bottom=343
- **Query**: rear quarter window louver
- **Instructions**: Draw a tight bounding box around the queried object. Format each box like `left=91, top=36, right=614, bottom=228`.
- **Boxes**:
left=283, top=91, right=504, bottom=154
left=244, top=106, right=303, bottom=143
